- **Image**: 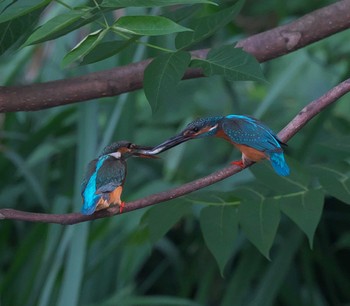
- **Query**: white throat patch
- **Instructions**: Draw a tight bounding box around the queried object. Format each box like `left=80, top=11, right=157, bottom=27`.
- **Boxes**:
left=109, top=152, right=121, bottom=159
left=209, top=123, right=218, bottom=131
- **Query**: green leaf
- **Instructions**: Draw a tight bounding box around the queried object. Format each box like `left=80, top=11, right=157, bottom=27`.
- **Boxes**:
left=163, top=4, right=201, bottom=23
left=0, top=10, right=41, bottom=55
left=61, top=29, right=107, bottom=67
left=23, top=9, right=95, bottom=46
left=191, top=46, right=265, bottom=82
left=238, top=195, right=280, bottom=259
left=0, top=0, right=50, bottom=24
left=101, top=0, right=215, bottom=8
left=175, top=0, right=244, bottom=49
left=114, top=16, right=191, bottom=36
left=280, top=190, right=324, bottom=248
left=251, top=158, right=309, bottom=194
left=80, top=40, right=133, bottom=65
left=200, top=205, right=238, bottom=275
left=312, top=163, right=350, bottom=205
left=141, top=200, right=191, bottom=243
left=233, top=185, right=270, bottom=201
left=144, top=51, right=191, bottom=112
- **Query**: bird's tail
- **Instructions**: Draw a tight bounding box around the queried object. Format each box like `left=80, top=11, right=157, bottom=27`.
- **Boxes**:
left=269, top=152, right=290, bottom=176
left=81, top=194, right=100, bottom=215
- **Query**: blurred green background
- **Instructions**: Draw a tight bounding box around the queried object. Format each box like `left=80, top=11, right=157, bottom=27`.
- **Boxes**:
left=1, top=0, right=350, bottom=305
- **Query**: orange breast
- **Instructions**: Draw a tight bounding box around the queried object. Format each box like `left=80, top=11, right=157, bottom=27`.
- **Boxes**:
left=234, top=144, right=267, bottom=162
left=216, top=129, right=232, bottom=142
left=215, top=130, right=267, bottom=162
left=108, top=186, right=123, bottom=206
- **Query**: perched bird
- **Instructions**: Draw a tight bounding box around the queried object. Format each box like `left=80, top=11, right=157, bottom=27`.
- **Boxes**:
left=81, top=141, right=156, bottom=215
left=151, top=115, right=290, bottom=176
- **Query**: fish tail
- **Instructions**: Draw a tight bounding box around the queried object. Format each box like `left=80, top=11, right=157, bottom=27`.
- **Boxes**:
left=269, top=152, right=290, bottom=176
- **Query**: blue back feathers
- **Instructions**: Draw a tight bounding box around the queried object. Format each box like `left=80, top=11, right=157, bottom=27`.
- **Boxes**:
left=223, top=115, right=290, bottom=176
left=223, top=115, right=282, bottom=150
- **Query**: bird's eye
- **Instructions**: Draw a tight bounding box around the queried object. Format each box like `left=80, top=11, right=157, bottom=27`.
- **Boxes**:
left=192, top=127, right=199, bottom=133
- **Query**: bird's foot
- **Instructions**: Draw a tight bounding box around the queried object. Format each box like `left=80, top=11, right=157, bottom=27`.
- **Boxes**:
left=119, top=201, right=125, bottom=214
left=231, top=160, right=244, bottom=168
left=96, top=198, right=109, bottom=212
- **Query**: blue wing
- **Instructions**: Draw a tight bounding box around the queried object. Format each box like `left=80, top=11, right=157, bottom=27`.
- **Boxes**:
left=81, top=155, right=110, bottom=215
left=81, top=159, right=98, bottom=195
left=222, top=115, right=283, bottom=153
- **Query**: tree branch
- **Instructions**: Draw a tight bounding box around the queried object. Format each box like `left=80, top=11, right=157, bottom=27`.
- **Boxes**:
left=1, top=78, right=350, bottom=224
left=1, top=0, right=350, bottom=112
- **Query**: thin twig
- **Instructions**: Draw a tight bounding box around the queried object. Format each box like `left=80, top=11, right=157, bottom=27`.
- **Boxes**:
left=1, top=78, right=350, bottom=224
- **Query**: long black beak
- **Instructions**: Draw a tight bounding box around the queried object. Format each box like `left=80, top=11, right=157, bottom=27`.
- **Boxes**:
left=143, top=133, right=191, bottom=155
left=131, top=145, right=159, bottom=158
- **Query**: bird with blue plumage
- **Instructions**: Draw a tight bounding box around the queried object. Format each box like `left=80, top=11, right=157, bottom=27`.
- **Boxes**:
left=81, top=141, right=157, bottom=215
left=151, top=115, right=290, bottom=176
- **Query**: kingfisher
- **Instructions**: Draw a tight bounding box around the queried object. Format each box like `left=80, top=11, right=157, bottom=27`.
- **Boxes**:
left=151, top=115, right=290, bottom=176
left=81, top=141, right=156, bottom=215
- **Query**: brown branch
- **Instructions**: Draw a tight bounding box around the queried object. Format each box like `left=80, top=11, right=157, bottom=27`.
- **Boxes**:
left=1, top=78, right=350, bottom=224
left=1, top=0, right=350, bottom=112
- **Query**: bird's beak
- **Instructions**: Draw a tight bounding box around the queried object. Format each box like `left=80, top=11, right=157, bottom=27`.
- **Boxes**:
left=145, top=133, right=191, bottom=155
left=131, top=145, right=160, bottom=158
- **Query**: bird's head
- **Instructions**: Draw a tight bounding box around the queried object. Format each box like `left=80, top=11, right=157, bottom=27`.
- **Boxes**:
left=149, top=116, right=222, bottom=154
left=102, top=141, right=158, bottom=159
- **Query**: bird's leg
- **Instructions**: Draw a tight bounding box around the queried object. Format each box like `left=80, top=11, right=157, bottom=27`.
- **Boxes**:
left=96, top=196, right=110, bottom=211
left=119, top=201, right=125, bottom=214
left=231, top=160, right=244, bottom=167
left=231, top=154, right=251, bottom=168
left=242, top=154, right=252, bottom=166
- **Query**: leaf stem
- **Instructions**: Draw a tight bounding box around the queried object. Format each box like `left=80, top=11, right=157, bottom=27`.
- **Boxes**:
left=92, top=0, right=109, bottom=28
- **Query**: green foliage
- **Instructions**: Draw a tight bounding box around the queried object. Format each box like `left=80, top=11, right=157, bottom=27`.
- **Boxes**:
left=1, top=0, right=350, bottom=305
left=0, top=7, right=44, bottom=55
left=175, top=0, right=244, bottom=49
left=312, top=163, right=350, bottom=205
left=200, top=205, right=238, bottom=275
left=0, top=0, right=50, bottom=23
left=144, top=51, right=191, bottom=112
left=113, top=16, right=192, bottom=36
left=142, top=200, right=191, bottom=243
left=79, top=40, right=134, bottom=65
left=280, top=190, right=324, bottom=248
left=62, top=29, right=108, bottom=67
left=239, top=195, right=280, bottom=259
left=23, top=10, right=92, bottom=46
left=191, top=46, right=266, bottom=82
